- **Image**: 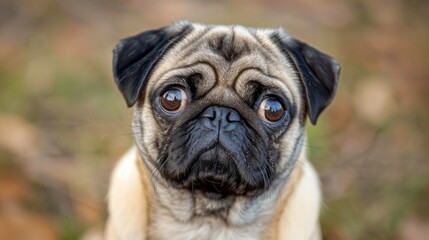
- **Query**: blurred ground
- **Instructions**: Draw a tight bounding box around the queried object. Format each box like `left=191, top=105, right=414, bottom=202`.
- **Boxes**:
left=0, top=0, right=428, bottom=239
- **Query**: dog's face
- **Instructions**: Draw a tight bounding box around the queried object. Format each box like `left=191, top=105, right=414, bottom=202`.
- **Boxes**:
left=113, top=21, right=340, bottom=200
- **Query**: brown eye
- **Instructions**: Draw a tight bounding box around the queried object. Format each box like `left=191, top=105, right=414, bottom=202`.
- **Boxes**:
left=160, top=87, right=189, bottom=112
left=258, top=97, right=285, bottom=122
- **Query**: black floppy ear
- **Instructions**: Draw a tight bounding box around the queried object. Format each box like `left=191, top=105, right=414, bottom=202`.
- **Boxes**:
left=113, top=22, right=192, bottom=107
left=271, top=33, right=341, bottom=125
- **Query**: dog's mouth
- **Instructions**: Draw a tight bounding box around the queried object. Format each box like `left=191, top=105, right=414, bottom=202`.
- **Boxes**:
left=163, top=145, right=266, bottom=199
left=181, top=146, right=241, bottom=199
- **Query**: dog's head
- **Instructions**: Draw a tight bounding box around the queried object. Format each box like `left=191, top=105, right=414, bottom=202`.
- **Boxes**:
left=113, top=21, right=340, bottom=200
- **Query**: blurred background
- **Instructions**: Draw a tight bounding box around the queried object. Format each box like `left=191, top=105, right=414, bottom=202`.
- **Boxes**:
left=0, top=0, right=428, bottom=239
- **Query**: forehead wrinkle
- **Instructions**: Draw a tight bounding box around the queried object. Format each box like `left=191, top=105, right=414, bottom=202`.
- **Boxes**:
left=222, top=47, right=273, bottom=86
left=237, top=27, right=275, bottom=64
left=150, top=61, right=218, bottom=95
left=176, top=25, right=215, bottom=54
left=183, top=26, right=258, bottom=64
left=207, top=30, right=274, bottom=85
left=234, top=69, right=295, bottom=101
left=185, top=26, right=229, bottom=52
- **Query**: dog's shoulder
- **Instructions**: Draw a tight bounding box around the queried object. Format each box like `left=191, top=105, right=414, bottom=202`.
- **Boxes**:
left=106, top=147, right=148, bottom=240
left=273, top=159, right=322, bottom=240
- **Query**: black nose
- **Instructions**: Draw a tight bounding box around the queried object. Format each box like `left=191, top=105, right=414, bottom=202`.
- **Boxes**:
left=201, top=106, right=241, bottom=132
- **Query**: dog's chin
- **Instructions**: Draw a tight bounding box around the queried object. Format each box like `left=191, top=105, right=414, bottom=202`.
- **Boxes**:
left=165, top=146, right=266, bottom=200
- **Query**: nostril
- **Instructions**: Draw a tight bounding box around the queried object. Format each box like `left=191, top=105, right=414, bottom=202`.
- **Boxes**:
left=226, top=111, right=240, bottom=122
left=202, top=108, right=216, bottom=120
left=202, top=106, right=240, bottom=125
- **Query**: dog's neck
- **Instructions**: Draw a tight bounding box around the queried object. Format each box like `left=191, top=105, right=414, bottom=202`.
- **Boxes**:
left=137, top=153, right=304, bottom=240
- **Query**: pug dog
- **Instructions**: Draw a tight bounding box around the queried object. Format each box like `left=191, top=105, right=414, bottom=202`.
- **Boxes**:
left=105, top=21, right=340, bottom=240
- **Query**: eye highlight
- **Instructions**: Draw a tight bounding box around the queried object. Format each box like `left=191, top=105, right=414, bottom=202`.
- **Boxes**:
left=160, top=87, right=189, bottom=112
left=257, top=97, right=285, bottom=122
